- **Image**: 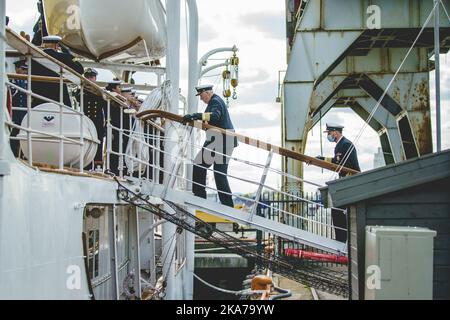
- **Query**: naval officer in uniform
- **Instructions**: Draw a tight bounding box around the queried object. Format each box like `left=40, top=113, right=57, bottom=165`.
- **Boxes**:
left=31, top=35, right=84, bottom=108
left=317, top=123, right=360, bottom=178
left=75, top=68, right=106, bottom=166
left=183, top=85, right=238, bottom=208
left=317, top=123, right=361, bottom=242
left=105, top=80, right=133, bottom=175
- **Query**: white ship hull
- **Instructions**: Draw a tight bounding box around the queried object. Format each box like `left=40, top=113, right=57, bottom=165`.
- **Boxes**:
left=0, top=160, right=192, bottom=300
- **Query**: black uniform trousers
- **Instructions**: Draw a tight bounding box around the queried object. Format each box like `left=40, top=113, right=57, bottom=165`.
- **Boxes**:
left=330, top=137, right=360, bottom=243
left=192, top=140, right=234, bottom=208
left=75, top=90, right=106, bottom=167
left=108, top=106, right=131, bottom=176
left=331, top=208, right=348, bottom=243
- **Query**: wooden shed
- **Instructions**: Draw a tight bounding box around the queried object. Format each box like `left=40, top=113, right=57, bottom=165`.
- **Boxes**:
left=321, top=150, right=450, bottom=300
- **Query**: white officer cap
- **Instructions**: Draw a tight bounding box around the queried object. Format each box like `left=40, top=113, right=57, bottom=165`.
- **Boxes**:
left=121, top=86, right=133, bottom=93
left=42, top=35, right=62, bottom=44
left=324, top=123, right=344, bottom=133
left=195, top=84, right=214, bottom=96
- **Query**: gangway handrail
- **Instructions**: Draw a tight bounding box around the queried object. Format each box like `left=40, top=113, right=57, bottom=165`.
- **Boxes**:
left=8, top=73, right=74, bottom=84
left=136, top=109, right=360, bottom=175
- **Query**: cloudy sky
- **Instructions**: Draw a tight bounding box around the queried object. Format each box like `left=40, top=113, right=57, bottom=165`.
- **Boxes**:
left=6, top=0, right=450, bottom=194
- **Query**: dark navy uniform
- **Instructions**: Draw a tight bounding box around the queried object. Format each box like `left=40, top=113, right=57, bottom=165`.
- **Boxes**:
left=331, top=136, right=360, bottom=242
left=75, top=89, right=106, bottom=163
left=319, top=123, right=361, bottom=243
left=104, top=82, right=132, bottom=176
left=31, top=47, right=84, bottom=108
left=332, top=136, right=361, bottom=178
left=204, top=94, right=236, bottom=132
left=9, top=77, right=28, bottom=156
left=203, top=93, right=238, bottom=155
left=185, top=86, right=237, bottom=208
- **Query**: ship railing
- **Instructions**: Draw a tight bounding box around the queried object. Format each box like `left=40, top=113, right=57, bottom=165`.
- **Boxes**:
left=133, top=110, right=357, bottom=246
left=7, top=73, right=91, bottom=171
left=3, top=27, right=157, bottom=175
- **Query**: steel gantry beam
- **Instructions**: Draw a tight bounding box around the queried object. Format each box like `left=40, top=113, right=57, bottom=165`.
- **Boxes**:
left=354, top=97, right=404, bottom=163
left=283, top=0, right=450, bottom=187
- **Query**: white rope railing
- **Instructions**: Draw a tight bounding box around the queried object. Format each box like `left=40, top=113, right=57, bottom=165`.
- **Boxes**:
left=116, top=127, right=347, bottom=233
left=134, top=127, right=327, bottom=189
left=119, top=126, right=340, bottom=211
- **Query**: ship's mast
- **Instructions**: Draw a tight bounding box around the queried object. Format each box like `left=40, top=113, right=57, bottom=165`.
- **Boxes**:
left=162, top=0, right=181, bottom=300
left=185, top=0, right=199, bottom=301
left=434, top=0, right=442, bottom=152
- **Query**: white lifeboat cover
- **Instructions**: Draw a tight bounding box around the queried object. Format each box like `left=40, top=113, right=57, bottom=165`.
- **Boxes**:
left=17, top=103, right=100, bottom=168
left=42, top=0, right=166, bottom=61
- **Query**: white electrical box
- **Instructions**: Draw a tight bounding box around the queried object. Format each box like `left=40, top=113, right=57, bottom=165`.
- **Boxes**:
left=365, top=226, right=436, bottom=300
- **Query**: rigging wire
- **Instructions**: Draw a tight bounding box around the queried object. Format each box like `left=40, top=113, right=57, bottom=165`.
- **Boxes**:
left=115, top=178, right=349, bottom=296
left=440, top=0, right=450, bottom=22
left=161, top=231, right=177, bottom=278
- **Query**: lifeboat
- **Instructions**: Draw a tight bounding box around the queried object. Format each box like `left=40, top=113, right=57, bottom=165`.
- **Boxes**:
left=42, top=0, right=166, bottom=61
left=18, top=103, right=100, bottom=168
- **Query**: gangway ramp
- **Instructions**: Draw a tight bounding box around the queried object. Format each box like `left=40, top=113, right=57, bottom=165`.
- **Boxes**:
left=141, top=181, right=348, bottom=255
left=123, top=110, right=356, bottom=257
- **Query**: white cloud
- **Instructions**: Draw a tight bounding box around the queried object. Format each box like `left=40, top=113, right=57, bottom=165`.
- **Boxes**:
left=6, top=0, right=37, bottom=33
left=238, top=12, right=286, bottom=39
left=239, top=68, right=271, bottom=84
